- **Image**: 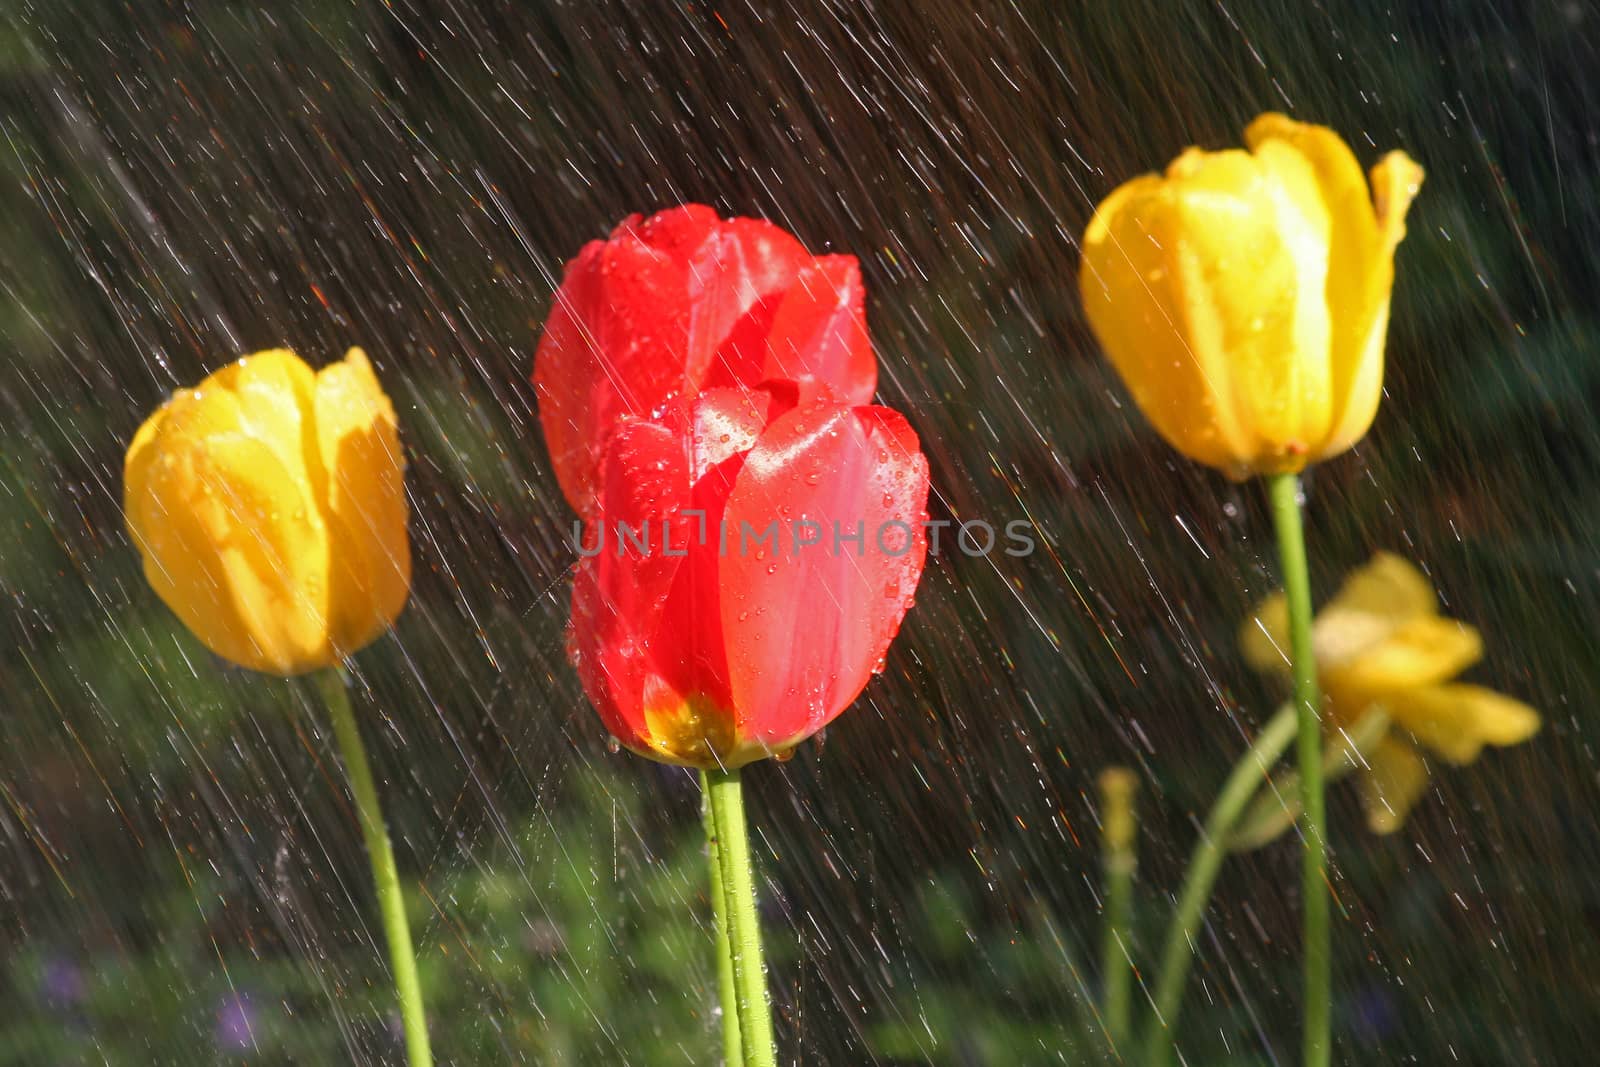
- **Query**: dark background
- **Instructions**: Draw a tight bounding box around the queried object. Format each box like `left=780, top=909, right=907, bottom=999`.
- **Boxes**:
left=2, top=1, right=1597, bottom=1063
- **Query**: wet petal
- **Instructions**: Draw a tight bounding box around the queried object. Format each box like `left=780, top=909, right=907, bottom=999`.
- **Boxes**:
left=651, top=388, right=783, bottom=719
left=314, top=348, right=411, bottom=659
left=1387, top=683, right=1541, bottom=765
left=1080, top=172, right=1252, bottom=472
left=1245, top=114, right=1395, bottom=459
left=719, top=400, right=929, bottom=751
left=127, top=419, right=330, bottom=674
left=1312, top=552, right=1437, bottom=666
left=705, top=255, right=876, bottom=405
left=569, top=415, right=697, bottom=752
left=1328, top=615, right=1483, bottom=695
left=1164, top=147, right=1333, bottom=470
left=683, top=214, right=811, bottom=387
left=211, top=349, right=322, bottom=496
left=1360, top=736, right=1430, bottom=834
left=534, top=224, right=699, bottom=515
left=1247, top=136, right=1337, bottom=454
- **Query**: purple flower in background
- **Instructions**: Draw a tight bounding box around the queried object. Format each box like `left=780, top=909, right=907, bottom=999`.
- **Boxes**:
left=1345, top=982, right=1399, bottom=1048
left=213, top=991, right=257, bottom=1052
left=38, top=955, right=85, bottom=1009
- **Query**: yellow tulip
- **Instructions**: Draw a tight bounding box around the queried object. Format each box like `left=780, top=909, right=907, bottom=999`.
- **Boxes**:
left=1079, top=113, right=1424, bottom=478
left=1242, top=553, right=1539, bottom=833
left=124, top=348, right=410, bottom=675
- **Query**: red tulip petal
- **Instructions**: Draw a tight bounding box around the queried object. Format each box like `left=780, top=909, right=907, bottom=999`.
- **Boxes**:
left=627, top=203, right=722, bottom=255
left=572, top=386, right=792, bottom=762
left=700, top=256, right=876, bottom=406
left=643, top=399, right=745, bottom=711
left=765, top=256, right=876, bottom=403
left=714, top=215, right=815, bottom=296
left=569, top=415, right=695, bottom=750
left=684, top=217, right=810, bottom=387
left=535, top=206, right=811, bottom=516
left=534, top=224, right=700, bottom=515
left=686, top=386, right=775, bottom=481
left=718, top=400, right=929, bottom=750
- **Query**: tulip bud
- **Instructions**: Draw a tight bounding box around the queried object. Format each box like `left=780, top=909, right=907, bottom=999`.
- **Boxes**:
left=1079, top=113, right=1423, bottom=478
left=1097, top=766, right=1140, bottom=857
left=124, top=348, right=410, bottom=675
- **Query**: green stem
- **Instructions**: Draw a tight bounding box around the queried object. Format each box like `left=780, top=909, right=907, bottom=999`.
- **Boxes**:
left=1096, top=768, right=1138, bottom=1050
left=1145, top=704, right=1298, bottom=1066
left=703, top=768, right=777, bottom=1067
left=702, top=771, right=743, bottom=1064
left=315, top=669, right=433, bottom=1067
left=1266, top=471, right=1331, bottom=1067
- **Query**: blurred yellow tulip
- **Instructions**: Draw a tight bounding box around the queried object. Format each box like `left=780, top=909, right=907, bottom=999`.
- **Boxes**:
left=1242, top=553, right=1539, bottom=833
left=1080, top=113, right=1424, bottom=478
left=125, top=348, right=410, bottom=675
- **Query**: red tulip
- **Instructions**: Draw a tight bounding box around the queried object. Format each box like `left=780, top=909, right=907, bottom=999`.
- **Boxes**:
left=569, top=385, right=929, bottom=768
left=534, top=205, right=877, bottom=516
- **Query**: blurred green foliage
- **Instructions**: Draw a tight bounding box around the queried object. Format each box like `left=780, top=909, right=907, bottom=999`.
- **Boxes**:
left=0, top=771, right=725, bottom=1066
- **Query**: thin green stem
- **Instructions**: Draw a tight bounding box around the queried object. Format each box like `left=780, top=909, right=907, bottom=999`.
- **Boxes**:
left=1267, top=471, right=1331, bottom=1067
left=1096, top=768, right=1138, bottom=1051
left=702, top=771, right=743, bottom=1065
left=1145, top=704, right=1298, bottom=1066
left=315, top=669, right=433, bottom=1067
left=704, top=768, right=777, bottom=1067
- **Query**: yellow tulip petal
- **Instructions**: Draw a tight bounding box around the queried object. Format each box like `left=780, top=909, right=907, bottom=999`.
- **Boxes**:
left=313, top=348, right=411, bottom=657
left=207, top=349, right=323, bottom=494
left=1328, top=615, right=1483, bottom=695
left=1320, top=152, right=1422, bottom=460
left=1244, top=116, right=1423, bottom=462
left=1371, top=151, right=1426, bottom=255
left=1164, top=148, right=1330, bottom=472
left=1386, top=683, right=1541, bottom=765
left=1244, top=115, right=1379, bottom=290
left=1248, top=137, right=1337, bottom=455
left=1080, top=173, right=1252, bottom=472
left=1246, top=114, right=1392, bottom=459
left=128, top=428, right=331, bottom=674
left=1240, top=592, right=1290, bottom=672
left=1360, top=736, right=1430, bottom=834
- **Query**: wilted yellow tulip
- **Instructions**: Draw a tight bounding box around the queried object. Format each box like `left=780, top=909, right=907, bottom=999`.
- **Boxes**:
left=125, top=348, right=410, bottom=675
left=1242, top=553, right=1539, bottom=832
left=1080, top=113, right=1424, bottom=478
